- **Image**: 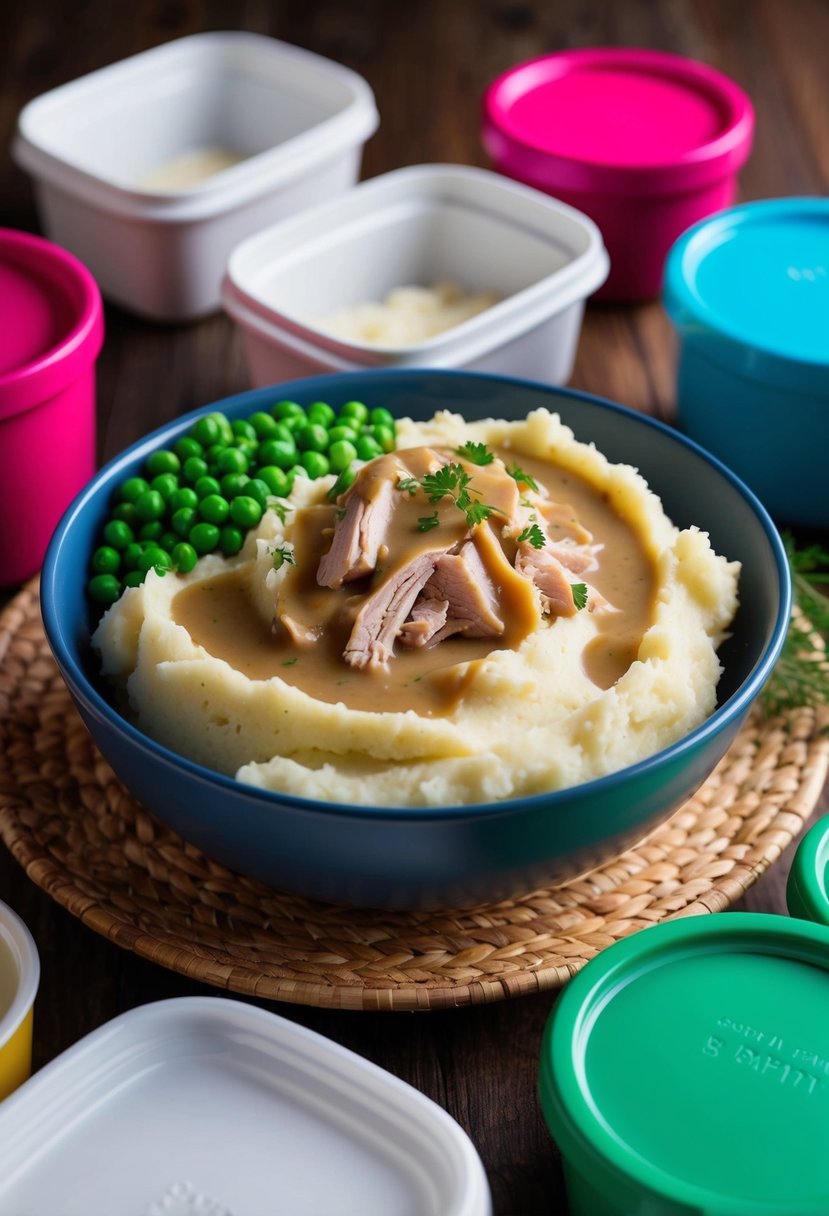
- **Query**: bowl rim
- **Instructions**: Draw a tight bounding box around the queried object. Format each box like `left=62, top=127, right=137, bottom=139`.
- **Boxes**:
left=0, top=899, right=40, bottom=1050
left=41, top=367, right=792, bottom=822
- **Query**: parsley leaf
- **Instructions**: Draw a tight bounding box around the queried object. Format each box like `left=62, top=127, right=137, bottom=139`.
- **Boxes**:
left=418, top=512, right=440, bottom=532
left=518, top=522, right=547, bottom=549
left=396, top=476, right=419, bottom=496
left=571, top=582, right=588, bottom=611
left=455, top=441, right=494, bottom=466
left=507, top=463, right=539, bottom=492
left=466, top=501, right=495, bottom=527
left=270, top=542, right=296, bottom=570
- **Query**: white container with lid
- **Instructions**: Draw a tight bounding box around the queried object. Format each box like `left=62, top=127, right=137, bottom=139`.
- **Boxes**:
left=221, top=164, right=609, bottom=386
left=12, top=33, right=379, bottom=322
left=0, top=996, right=491, bottom=1215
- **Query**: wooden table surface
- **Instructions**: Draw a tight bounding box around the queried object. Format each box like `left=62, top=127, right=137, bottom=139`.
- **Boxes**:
left=2, top=2, right=828, bottom=1212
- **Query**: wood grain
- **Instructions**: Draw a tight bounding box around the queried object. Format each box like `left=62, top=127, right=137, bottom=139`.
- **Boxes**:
left=1, top=3, right=828, bottom=1212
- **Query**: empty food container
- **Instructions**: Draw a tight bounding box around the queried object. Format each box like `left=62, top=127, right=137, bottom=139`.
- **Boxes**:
left=481, top=48, right=754, bottom=300
left=0, top=228, right=103, bottom=586
left=0, top=997, right=491, bottom=1214
left=541, top=824, right=829, bottom=1216
left=221, top=163, right=609, bottom=386
left=664, top=197, right=829, bottom=527
left=13, top=32, right=379, bottom=321
left=0, top=899, right=39, bottom=1101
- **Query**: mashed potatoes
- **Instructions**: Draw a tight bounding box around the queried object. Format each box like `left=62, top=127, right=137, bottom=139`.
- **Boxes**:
left=93, top=409, right=739, bottom=807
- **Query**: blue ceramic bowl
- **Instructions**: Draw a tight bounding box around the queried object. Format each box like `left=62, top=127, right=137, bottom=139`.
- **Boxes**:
left=41, top=369, right=791, bottom=908
left=664, top=198, right=829, bottom=528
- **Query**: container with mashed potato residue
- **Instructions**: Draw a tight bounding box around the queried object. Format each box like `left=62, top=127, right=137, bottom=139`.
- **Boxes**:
left=0, top=899, right=39, bottom=1101
left=222, top=164, right=609, bottom=387
left=12, top=32, right=378, bottom=321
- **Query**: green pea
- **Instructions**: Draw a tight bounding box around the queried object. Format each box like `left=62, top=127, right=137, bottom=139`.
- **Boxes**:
left=272, top=400, right=304, bottom=421
left=123, top=570, right=145, bottom=589
left=171, top=507, right=198, bottom=538
left=139, top=520, right=163, bottom=542
left=296, top=423, right=329, bottom=454
left=307, top=401, right=336, bottom=427
left=257, top=437, right=296, bottom=469
left=256, top=466, right=289, bottom=497
left=231, top=419, right=257, bottom=442
left=183, top=456, right=209, bottom=483
left=216, top=447, right=249, bottom=475
left=87, top=574, right=122, bottom=605
left=339, top=400, right=368, bottom=425
left=207, top=412, right=234, bottom=444
left=355, top=435, right=382, bottom=461
left=194, top=475, right=221, bottom=500
left=327, top=439, right=357, bottom=472
left=369, top=407, right=395, bottom=429
left=112, top=502, right=138, bottom=526
left=205, top=443, right=227, bottom=467
left=327, top=466, right=356, bottom=500
left=282, top=414, right=307, bottom=434
left=135, top=490, right=165, bottom=521
left=220, top=525, right=244, bottom=556
left=122, top=542, right=143, bottom=570
left=327, top=424, right=358, bottom=445
left=174, top=436, right=203, bottom=461
left=189, top=522, right=221, bottom=554
left=137, top=547, right=171, bottom=574
left=150, top=473, right=179, bottom=500
left=172, top=542, right=197, bottom=573
left=146, top=449, right=181, bottom=477
left=168, top=487, right=199, bottom=513
left=91, top=545, right=121, bottom=575
left=373, top=425, right=395, bottom=453
left=119, top=476, right=149, bottom=504
left=247, top=411, right=278, bottom=438
left=160, top=531, right=178, bottom=553
left=220, top=473, right=250, bottom=498
left=103, top=519, right=134, bottom=550
left=229, top=496, right=263, bottom=529
left=199, top=494, right=230, bottom=525
left=242, top=478, right=270, bottom=508
left=301, top=450, right=330, bottom=479
left=192, top=416, right=220, bottom=446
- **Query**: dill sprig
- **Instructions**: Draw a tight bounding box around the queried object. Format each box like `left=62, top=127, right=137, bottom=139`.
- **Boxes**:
left=761, top=535, right=829, bottom=718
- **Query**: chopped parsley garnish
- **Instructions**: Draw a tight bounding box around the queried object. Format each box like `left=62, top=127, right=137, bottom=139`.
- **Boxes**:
left=270, top=542, right=296, bottom=570
left=571, top=583, right=588, bottom=611
left=282, top=657, right=299, bottom=667
left=418, top=512, right=440, bottom=532
left=455, top=441, right=494, bottom=466
left=506, top=463, right=539, bottom=492
left=400, top=462, right=501, bottom=531
left=517, top=522, right=547, bottom=550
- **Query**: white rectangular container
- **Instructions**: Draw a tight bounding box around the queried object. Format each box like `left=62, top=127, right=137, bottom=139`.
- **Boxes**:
left=0, top=997, right=491, bottom=1215
left=221, top=164, right=609, bottom=386
left=13, top=33, right=379, bottom=322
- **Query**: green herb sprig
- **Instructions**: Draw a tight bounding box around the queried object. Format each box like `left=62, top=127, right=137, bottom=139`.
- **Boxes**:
left=398, top=463, right=502, bottom=532
left=571, top=583, right=588, bottom=611
left=761, top=535, right=829, bottom=718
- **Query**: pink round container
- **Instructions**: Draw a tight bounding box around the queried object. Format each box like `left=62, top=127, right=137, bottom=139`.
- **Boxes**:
left=481, top=48, right=754, bottom=301
left=0, top=229, right=103, bottom=586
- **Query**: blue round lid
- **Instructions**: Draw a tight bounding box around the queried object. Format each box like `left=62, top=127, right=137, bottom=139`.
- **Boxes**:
left=664, top=198, right=829, bottom=393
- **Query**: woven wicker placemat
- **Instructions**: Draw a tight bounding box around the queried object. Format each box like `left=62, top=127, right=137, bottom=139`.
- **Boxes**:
left=1, top=580, right=827, bottom=1011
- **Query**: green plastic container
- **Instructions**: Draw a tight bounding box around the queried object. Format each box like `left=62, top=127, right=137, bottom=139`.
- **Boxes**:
left=787, top=817, right=829, bottom=927
left=540, top=901, right=829, bottom=1215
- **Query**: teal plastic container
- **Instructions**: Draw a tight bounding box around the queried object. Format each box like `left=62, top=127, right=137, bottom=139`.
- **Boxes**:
left=787, top=816, right=829, bottom=927
left=663, top=198, right=829, bottom=528
left=541, top=831, right=829, bottom=1215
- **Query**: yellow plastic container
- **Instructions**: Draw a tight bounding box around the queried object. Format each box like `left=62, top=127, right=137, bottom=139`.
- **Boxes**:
left=0, top=900, right=39, bottom=1100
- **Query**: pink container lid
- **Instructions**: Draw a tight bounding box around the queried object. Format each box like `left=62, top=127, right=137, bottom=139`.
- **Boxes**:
left=0, top=229, right=103, bottom=422
left=482, top=47, right=754, bottom=197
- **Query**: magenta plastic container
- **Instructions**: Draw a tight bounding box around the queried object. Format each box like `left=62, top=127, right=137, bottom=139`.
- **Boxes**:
left=482, top=48, right=754, bottom=300
left=0, top=230, right=103, bottom=586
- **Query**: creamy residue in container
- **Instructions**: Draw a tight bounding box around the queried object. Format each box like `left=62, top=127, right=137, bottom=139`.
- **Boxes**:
left=136, top=145, right=247, bottom=191
left=316, top=281, right=501, bottom=345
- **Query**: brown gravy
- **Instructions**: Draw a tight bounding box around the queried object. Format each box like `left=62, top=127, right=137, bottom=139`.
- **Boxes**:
left=173, top=447, right=656, bottom=715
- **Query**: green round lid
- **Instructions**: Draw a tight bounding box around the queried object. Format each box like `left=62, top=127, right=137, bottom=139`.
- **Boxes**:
left=541, top=913, right=829, bottom=1215
left=788, top=818, right=829, bottom=927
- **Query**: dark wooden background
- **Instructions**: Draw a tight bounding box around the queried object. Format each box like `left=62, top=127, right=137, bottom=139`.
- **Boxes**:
left=2, top=2, right=828, bottom=1212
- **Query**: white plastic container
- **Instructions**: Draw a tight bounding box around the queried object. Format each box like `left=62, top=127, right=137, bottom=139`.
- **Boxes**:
left=0, top=997, right=491, bottom=1215
left=221, top=164, right=609, bottom=385
left=12, top=33, right=379, bottom=321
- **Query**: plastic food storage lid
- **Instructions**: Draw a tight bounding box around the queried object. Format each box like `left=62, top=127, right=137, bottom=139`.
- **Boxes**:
left=664, top=197, right=829, bottom=393
left=0, top=996, right=491, bottom=1215
left=541, top=912, right=829, bottom=1215
left=788, top=817, right=829, bottom=926
left=0, top=228, right=103, bottom=420
left=482, top=47, right=754, bottom=196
